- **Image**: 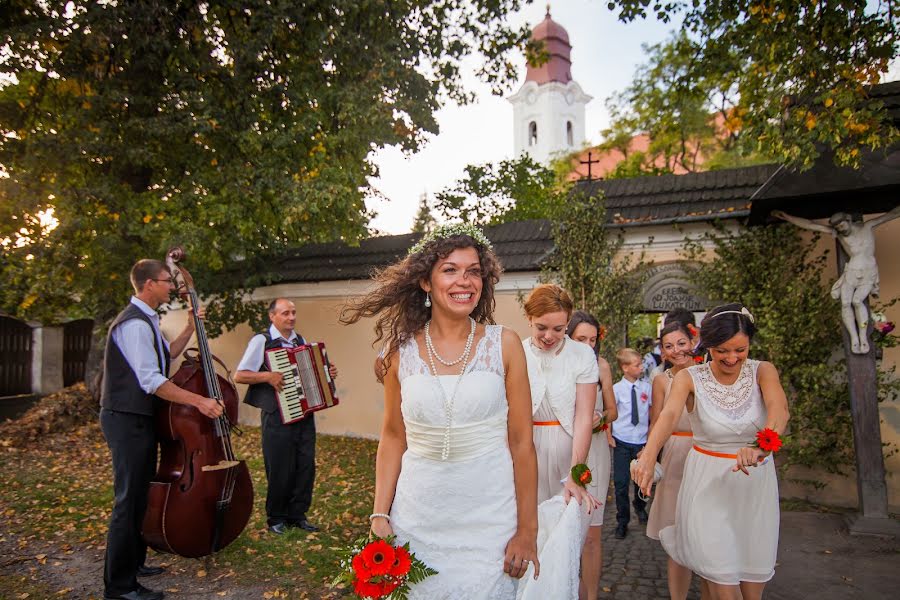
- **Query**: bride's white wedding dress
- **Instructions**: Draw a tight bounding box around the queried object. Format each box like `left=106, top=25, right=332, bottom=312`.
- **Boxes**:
left=391, top=324, right=518, bottom=599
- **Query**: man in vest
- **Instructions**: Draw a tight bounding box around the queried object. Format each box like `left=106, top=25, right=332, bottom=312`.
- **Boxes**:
left=100, top=259, right=222, bottom=600
left=234, top=298, right=338, bottom=535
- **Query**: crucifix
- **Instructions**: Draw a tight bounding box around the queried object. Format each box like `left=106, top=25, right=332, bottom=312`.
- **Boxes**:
left=580, top=151, right=600, bottom=182
left=774, top=205, right=900, bottom=533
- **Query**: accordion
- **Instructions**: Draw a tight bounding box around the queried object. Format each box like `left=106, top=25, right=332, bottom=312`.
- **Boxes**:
left=265, top=342, right=339, bottom=424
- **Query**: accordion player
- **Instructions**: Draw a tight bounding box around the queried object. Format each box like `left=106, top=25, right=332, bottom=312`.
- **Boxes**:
left=265, top=342, right=339, bottom=424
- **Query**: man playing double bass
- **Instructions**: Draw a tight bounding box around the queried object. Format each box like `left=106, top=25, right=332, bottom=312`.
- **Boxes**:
left=234, top=298, right=338, bottom=535
left=100, top=259, right=222, bottom=600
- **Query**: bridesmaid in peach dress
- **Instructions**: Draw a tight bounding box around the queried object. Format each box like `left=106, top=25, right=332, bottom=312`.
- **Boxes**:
left=645, top=321, right=705, bottom=600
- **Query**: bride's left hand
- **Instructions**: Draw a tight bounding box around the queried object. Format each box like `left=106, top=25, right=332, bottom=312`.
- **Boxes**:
left=563, top=478, right=601, bottom=514
left=504, top=529, right=540, bottom=580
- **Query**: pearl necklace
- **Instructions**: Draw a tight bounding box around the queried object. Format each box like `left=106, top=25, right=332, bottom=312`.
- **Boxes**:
left=425, top=318, right=475, bottom=366
left=425, top=318, right=476, bottom=460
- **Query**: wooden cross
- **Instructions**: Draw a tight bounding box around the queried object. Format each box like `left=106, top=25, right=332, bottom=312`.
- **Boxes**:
left=580, top=151, right=600, bottom=181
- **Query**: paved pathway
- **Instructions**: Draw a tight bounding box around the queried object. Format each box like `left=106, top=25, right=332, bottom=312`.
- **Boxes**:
left=592, top=488, right=900, bottom=599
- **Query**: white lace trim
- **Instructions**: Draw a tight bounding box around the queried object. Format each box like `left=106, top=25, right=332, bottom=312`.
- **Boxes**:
left=694, top=360, right=758, bottom=421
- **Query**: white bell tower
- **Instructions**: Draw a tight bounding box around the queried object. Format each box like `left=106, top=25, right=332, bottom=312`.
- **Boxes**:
left=508, top=9, right=592, bottom=164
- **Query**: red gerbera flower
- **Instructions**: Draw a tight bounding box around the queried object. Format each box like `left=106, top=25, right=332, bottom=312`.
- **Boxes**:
left=352, top=553, right=373, bottom=582
left=381, top=577, right=402, bottom=596
left=359, top=540, right=396, bottom=577
left=353, top=576, right=393, bottom=599
left=692, top=354, right=704, bottom=364
left=389, top=546, right=412, bottom=578
left=598, top=325, right=608, bottom=341
left=755, top=428, right=783, bottom=453
left=687, top=324, right=699, bottom=338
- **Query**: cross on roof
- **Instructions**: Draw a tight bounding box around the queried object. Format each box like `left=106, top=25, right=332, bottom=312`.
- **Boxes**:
left=580, top=151, right=601, bottom=181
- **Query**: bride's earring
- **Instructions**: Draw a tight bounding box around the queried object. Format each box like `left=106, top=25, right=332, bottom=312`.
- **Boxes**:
left=424, top=292, right=432, bottom=308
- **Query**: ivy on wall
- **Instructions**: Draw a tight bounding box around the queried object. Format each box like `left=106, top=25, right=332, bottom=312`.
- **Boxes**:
left=682, top=223, right=898, bottom=480
left=542, top=192, right=652, bottom=367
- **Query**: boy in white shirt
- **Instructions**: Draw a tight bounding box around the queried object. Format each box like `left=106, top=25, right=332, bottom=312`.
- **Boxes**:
left=610, top=348, right=653, bottom=539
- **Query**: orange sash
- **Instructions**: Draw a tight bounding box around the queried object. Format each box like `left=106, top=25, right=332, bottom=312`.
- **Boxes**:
left=671, top=431, right=693, bottom=437
left=693, top=444, right=764, bottom=462
left=533, top=420, right=561, bottom=426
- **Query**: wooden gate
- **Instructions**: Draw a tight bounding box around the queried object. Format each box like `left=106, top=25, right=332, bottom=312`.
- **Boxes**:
left=63, top=319, right=94, bottom=386
left=0, top=315, right=33, bottom=396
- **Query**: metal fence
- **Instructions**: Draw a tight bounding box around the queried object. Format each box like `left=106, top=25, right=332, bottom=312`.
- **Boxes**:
left=63, top=319, right=94, bottom=386
left=0, top=315, right=33, bottom=396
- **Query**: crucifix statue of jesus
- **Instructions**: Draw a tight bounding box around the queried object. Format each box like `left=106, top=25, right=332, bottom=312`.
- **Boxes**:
left=773, top=206, right=900, bottom=353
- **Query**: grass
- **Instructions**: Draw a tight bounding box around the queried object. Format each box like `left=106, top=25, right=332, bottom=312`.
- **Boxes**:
left=0, top=422, right=378, bottom=598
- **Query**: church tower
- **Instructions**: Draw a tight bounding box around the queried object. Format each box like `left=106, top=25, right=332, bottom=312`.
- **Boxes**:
left=508, top=9, right=592, bottom=164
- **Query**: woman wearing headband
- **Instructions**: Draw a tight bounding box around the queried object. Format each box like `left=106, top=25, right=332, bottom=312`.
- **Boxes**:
left=632, top=303, right=789, bottom=600
left=341, top=224, right=539, bottom=598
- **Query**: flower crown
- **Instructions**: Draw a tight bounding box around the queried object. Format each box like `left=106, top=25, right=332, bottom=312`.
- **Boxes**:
left=407, top=223, right=493, bottom=256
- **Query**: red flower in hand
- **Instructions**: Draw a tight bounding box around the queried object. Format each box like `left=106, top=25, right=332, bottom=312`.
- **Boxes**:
left=360, top=540, right=395, bottom=577
left=755, top=428, right=783, bottom=453
left=390, top=546, right=412, bottom=578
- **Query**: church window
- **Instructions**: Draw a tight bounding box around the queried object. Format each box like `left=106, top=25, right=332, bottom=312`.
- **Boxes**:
left=528, top=121, right=538, bottom=146
left=566, top=121, right=573, bottom=146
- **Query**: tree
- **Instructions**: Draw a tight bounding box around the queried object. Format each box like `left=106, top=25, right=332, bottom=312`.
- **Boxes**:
left=411, top=192, right=436, bottom=234
left=434, top=154, right=565, bottom=224
left=606, top=0, right=898, bottom=169
left=542, top=191, right=651, bottom=366
left=599, top=32, right=771, bottom=177
left=0, top=0, right=532, bottom=339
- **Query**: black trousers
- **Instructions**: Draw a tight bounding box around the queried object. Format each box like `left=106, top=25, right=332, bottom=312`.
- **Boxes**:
left=612, top=437, right=646, bottom=527
left=261, top=410, right=316, bottom=526
left=100, top=409, right=156, bottom=596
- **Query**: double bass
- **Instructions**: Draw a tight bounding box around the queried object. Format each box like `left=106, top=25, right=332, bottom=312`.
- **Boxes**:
left=142, top=246, right=254, bottom=558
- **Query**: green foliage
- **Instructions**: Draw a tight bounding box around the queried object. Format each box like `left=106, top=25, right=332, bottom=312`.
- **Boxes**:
left=606, top=1, right=898, bottom=169
left=0, top=0, right=531, bottom=331
left=600, top=31, right=761, bottom=177
left=542, top=191, right=652, bottom=365
left=682, top=224, right=898, bottom=475
left=434, top=154, right=565, bottom=224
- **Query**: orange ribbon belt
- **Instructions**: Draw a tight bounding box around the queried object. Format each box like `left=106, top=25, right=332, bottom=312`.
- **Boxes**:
left=693, top=444, right=764, bottom=462
left=533, top=420, right=561, bottom=426
left=672, top=431, right=693, bottom=437
left=693, top=444, right=737, bottom=459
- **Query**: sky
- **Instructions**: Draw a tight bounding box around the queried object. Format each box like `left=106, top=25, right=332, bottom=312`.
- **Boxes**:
left=366, top=1, right=680, bottom=235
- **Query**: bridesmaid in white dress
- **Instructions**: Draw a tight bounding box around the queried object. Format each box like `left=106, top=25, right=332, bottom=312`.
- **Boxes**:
left=566, top=310, right=617, bottom=600
left=518, top=285, right=601, bottom=599
left=633, top=304, right=790, bottom=600
left=645, top=321, right=706, bottom=600
left=341, top=225, right=540, bottom=599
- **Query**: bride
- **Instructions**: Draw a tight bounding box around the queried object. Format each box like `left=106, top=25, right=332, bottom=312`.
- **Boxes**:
left=341, top=224, right=540, bottom=599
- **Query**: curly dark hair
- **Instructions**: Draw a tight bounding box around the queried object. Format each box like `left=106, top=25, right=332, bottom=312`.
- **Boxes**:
left=340, top=234, right=502, bottom=381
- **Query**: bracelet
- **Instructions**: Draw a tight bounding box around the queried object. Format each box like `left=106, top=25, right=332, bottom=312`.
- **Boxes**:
left=570, top=463, right=592, bottom=488
left=368, top=513, right=391, bottom=522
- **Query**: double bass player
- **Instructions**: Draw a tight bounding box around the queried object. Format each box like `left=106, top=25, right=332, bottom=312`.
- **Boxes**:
left=100, top=259, right=222, bottom=600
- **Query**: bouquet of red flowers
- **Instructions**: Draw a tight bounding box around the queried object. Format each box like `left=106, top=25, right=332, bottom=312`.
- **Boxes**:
left=332, top=535, right=437, bottom=599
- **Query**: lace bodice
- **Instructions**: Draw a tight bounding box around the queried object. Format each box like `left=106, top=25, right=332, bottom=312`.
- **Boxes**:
left=399, top=325, right=508, bottom=461
left=688, top=359, right=765, bottom=452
